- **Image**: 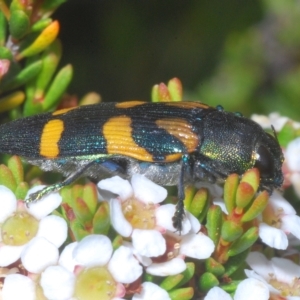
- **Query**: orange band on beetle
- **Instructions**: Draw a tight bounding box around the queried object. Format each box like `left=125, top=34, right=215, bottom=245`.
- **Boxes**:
left=40, top=119, right=64, bottom=158
left=103, top=116, right=154, bottom=162
left=115, top=101, right=146, bottom=109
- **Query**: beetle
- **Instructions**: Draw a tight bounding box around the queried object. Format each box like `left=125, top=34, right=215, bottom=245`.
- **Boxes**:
left=0, top=101, right=284, bottom=231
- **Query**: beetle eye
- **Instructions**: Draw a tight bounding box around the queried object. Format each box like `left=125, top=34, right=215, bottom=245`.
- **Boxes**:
left=254, top=145, right=274, bottom=178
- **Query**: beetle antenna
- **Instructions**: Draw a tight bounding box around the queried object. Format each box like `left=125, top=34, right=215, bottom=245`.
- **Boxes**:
left=271, top=125, right=278, bottom=142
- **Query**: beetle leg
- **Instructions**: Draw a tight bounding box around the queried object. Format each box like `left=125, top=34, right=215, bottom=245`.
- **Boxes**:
left=172, top=154, right=190, bottom=233
left=25, top=159, right=99, bottom=205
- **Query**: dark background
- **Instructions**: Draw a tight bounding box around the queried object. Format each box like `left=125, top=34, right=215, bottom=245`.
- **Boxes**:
left=53, top=0, right=300, bottom=118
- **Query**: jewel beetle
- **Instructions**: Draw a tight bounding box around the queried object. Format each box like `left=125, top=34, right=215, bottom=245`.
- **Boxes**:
left=0, top=101, right=284, bottom=231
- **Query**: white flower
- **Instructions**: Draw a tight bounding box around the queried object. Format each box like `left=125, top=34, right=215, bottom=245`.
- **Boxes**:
left=259, top=191, right=300, bottom=250
left=204, top=286, right=232, bottom=300
left=98, top=175, right=214, bottom=276
left=251, top=112, right=300, bottom=132
left=246, top=251, right=300, bottom=298
left=132, top=282, right=170, bottom=300
left=41, top=234, right=141, bottom=299
left=285, top=137, right=300, bottom=197
left=0, top=185, right=66, bottom=272
left=234, top=278, right=270, bottom=300
left=98, top=175, right=203, bottom=257
left=2, top=274, right=36, bottom=300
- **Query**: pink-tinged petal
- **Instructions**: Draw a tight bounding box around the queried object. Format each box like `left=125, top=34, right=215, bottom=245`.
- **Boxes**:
left=0, top=186, right=17, bottom=223
left=58, top=242, right=78, bottom=272
left=234, top=278, right=269, bottom=300
left=110, top=199, right=132, bottom=237
left=281, top=215, right=300, bottom=240
left=132, top=282, right=170, bottom=300
left=285, top=137, right=300, bottom=172
left=40, top=265, right=75, bottom=300
left=0, top=245, right=24, bottom=267
left=146, top=257, right=186, bottom=276
left=251, top=114, right=272, bottom=129
left=97, top=176, right=133, bottom=200
left=180, top=233, right=214, bottom=259
left=132, top=229, right=166, bottom=257
left=268, top=191, right=296, bottom=215
left=131, top=174, right=167, bottom=204
left=37, top=215, right=67, bottom=248
left=2, top=274, right=36, bottom=300
left=258, top=223, right=288, bottom=250
left=26, top=186, right=62, bottom=220
left=155, top=204, right=191, bottom=235
left=186, top=212, right=201, bottom=233
left=21, top=237, right=59, bottom=273
left=73, top=234, right=112, bottom=268
left=108, top=246, right=142, bottom=284
left=204, top=286, right=232, bottom=300
left=271, top=257, right=300, bottom=283
left=246, top=252, right=273, bottom=281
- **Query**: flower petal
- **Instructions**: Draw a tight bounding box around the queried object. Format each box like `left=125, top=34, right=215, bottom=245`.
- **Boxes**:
left=132, top=282, right=170, bottom=300
left=258, top=223, right=288, bottom=250
left=26, top=186, right=62, bottom=219
left=58, top=241, right=78, bottom=272
left=21, top=237, right=59, bottom=273
left=37, top=215, right=67, bottom=247
left=131, top=174, right=167, bottom=204
left=246, top=252, right=273, bottom=281
left=285, top=137, right=300, bottom=172
left=73, top=234, right=113, bottom=268
left=40, top=265, right=76, bottom=300
left=98, top=176, right=133, bottom=200
left=281, top=214, right=300, bottom=240
left=0, top=245, right=24, bottom=267
left=204, top=287, right=232, bottom=300
left=268, top=191, right=296, bottom=215
left=271, top=257, right=300, bottom=283
left=146, top=257, right=186, bottom=276
left=234, top=278, right=269, bottom=300
left=108, top=245, right=142, bottom=284
left=0, top=185, right=17, bottom=223
left=155, top=204, right=191, bottom=235
left=132, top=229, right=166, bottom=257
left=180, top=233, right=214, bottom=259
left=2, top=274, right=36, bottom=300
left=110, top=198, right=132, bottom=237
left=186, top=211, right=201, bottom=233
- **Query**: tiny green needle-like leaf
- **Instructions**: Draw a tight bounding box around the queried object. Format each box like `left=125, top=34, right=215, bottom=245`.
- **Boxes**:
left=240, top=168, right=260, bottom=192
left=169, top=287, right=194, bottom=300
left=223, top=249, right=249, bottom=277
left=160, top=274, right=184, bottom=291
left=224, top=173, right=239, bottom=214
left=0, top=90, right=25, bottom=113
left=221, top=220, right=243, bottom=242
left=241, top=190, right=269, bottom=222
left=1, top=60, right=42, bottom=92
left=34, top=40, right=62, bottom=100
left=7, top=155, right=24, bottom=184
left=42, top=64, right=73, bottom=110
left=189, top=187, right=208, bottom=218
left=9, top=9, right=30, bottom=39
left=205, top=257, right=225, bottom=277
left=228, top=226, right=258, bottom=256
left=16, top=20, right=59, bottom=59
left=198, top=272, right=219, bottom=292
left=206, top=205, right=223, bottom=245
left=168, top=77, right=183, bottom=101
left=93, top=202, right=110, bottom=235
left=0, top=164, right=17, bottom=192
left=235, top=182, right=255, bottom=209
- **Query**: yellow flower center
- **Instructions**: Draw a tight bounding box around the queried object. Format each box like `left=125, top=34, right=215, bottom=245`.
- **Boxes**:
left=1, top=212, right=39, bottom=246
left=74, top=267, right=117, bottom=300
left=121, top=197, right=156, bottom=229
left=269, top=276, right=300, bottom=297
